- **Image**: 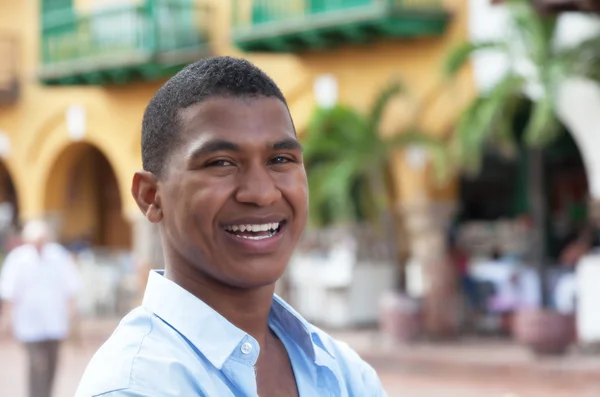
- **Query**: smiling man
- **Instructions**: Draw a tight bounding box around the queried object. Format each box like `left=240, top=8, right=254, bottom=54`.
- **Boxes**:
left=76, top=57, right=388, bottom=397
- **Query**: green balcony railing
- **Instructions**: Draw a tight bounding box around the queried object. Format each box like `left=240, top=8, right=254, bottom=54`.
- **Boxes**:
left=233, top=0, right=449, bottom=52
left=234, top=0, right=443, bottom=26
left=39, top=0, right=211, bottom=85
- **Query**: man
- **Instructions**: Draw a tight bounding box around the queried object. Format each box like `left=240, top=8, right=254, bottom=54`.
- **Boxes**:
left=0, top=220, right=81, bottom=397
left=76, top=57, right=388, bottom=396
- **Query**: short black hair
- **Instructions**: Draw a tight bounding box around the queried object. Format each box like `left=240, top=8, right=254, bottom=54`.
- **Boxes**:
left=141, top=56, right=289, bottom=177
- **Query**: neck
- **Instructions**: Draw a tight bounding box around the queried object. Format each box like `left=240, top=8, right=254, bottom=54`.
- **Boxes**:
left=165, top=262, right=276, bottom=348
left=30, top=242, right=45, bottom=253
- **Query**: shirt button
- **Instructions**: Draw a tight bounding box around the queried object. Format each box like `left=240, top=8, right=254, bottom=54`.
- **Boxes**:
left=241, top=342, right=253, bottom=355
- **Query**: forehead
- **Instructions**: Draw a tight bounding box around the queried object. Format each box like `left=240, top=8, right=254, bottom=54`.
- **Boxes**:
left=177, top=96, right=295, bottom=146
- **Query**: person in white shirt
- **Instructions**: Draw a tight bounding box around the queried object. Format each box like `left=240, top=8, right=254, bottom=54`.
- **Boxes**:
left=0, top=220, right=81, bottom=397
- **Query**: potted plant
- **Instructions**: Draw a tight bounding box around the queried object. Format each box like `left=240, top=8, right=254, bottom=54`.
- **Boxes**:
left=301, top=81, right=447, bottom=340
left=444, top=0, right=600, bottom=354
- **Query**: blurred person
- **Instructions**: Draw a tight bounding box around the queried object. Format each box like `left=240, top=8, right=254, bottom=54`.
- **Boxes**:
left=448, top=233, right=481, bottom=332
left=0, top=219, right=81, bottom=397
left=76, top=57, right=387, bottom=397
left=559, top=226, right=593, bottom=269
left=551, top=226, right=594, bottom=313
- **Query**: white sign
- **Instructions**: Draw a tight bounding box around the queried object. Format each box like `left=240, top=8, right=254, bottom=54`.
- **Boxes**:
left=314, top=74, right=338, bottom=109
left=66, top=105, right=87, bottom=141
left=0, top=131, right=11, bottom=159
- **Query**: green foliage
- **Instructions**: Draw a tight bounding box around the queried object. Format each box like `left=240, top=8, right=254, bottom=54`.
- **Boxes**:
left=445, top=0, right=600, bottom=174
left=451, top=73, right=525, bottom=173
left=443, top=41, right=506, bottom=79
left=303, top=81, right=445, bottom=227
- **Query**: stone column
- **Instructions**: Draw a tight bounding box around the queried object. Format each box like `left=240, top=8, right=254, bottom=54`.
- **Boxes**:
left=400, top=200, right=460, bottom=339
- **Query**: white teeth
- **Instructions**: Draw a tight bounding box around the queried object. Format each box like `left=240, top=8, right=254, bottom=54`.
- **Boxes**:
left=236, top=235, right=271, bottom=240
left=226, top=223, right=281, bottom=233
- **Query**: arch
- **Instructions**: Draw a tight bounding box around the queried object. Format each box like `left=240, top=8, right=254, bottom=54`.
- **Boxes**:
left=457, top=99, right=590, bottom=262
left=25, top=108, right=67, bottom=165
left=0, top=159, right=20, bottom=227
left=556, top=78, right=600, bottom=200
left=42, top=141, right=132, bottom=249
left=0, top=158, right=22, bottom=258
left=21, top=96, right=145, bottom=221
left=466, top=3, right=599, bottom=201
left=28, top=120, right=138, bottom=222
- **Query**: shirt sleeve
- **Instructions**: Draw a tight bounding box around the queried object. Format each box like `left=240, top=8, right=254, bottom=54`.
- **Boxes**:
left=0, top=251, right=20, bottom=301
left=64, top=259, right=82, bottom=298
left=57, top=246, right=82, bottom=297
left=360, top=360, right=389, bottom=397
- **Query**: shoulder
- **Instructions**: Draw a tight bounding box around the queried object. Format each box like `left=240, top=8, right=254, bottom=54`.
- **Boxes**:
left=76, top=308, right=153, bottom=396
left=45, top=243, right=74, bottom=259
left=310, top=325, right=387, bottom=395
left=3, top=245, right=32, bottom=263
left=76, top=307, right=212, bottom=397
left=1, top=246, right=32, bottom=276
left=272, top=296, right=386, bottom=394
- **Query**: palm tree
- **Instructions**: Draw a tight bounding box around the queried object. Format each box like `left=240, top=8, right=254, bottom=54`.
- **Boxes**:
left=444, top=0, right=600, bottom=310
left=302, top=81, right=452, bottom=338
left=303, top=81, right=445, bottom=229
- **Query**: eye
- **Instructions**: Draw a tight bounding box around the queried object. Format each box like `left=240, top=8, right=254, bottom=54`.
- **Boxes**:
left=207, top=159, right=234, bottom=167
left=269, top=156, right=294, bottom=165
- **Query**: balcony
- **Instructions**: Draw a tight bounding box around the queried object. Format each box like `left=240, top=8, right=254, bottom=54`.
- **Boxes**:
left=0, top=34, right=20, bottom=105
left=232, top=0, right=450, bottom=53
left=532, top=0, right=600, bottom=13
left=39, top=0, right=211, bottom=86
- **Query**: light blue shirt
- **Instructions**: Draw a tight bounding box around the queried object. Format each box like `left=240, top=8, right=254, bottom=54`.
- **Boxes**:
left=76, top=270, right=388, bottom=397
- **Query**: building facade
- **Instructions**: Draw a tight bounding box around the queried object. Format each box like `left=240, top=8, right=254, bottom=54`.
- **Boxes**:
left=9, top=0, right=598, bottom=335
left=0, top=0, right=473, bottom=255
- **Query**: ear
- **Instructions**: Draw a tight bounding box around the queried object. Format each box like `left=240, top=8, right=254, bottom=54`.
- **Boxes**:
left=131, top=171, right=163, bottom=223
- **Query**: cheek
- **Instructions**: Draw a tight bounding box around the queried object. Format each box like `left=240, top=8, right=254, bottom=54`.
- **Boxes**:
left=281, top=171, right=309, bottom=220
left=188, top=180, right=233, bottom=225
left=164, top=185, right=193, bottom=233
left=162, top=179, right=211, bottom=234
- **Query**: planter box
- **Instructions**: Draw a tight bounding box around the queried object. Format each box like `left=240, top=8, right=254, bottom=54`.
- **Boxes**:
left=513, top=308, right=576, bottom=356
left=288, top=253, right=397, bottom=328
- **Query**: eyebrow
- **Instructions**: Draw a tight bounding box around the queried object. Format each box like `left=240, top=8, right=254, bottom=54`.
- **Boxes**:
left=188, top=139, right=240, bottom=160
left=188, top=138, right=303, bottom=160
left=273, top=139, right=303, bottom=152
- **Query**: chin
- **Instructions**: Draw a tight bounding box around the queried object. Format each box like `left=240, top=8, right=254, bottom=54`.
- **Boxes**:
left=226, top=266, right=285, bottom=290
left=244, top=270, right=284, bottom=289
left=223, top=277, right=279, bottom=290
left=221, top=253, right=289, bottom=286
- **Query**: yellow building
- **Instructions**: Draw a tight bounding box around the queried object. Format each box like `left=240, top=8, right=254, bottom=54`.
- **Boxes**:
left=0, top=0, right=474, bottom=298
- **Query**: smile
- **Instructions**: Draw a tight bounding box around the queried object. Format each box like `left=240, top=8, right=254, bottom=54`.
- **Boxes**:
left=224, top=222, right=284, bottom=240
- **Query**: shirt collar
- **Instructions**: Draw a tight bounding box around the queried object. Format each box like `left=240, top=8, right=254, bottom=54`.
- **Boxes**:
left=142, top=270, right=335, bottom=369
left=142, top=270, right=247, bottom=369
left=270, top=295, right=336, bottom=362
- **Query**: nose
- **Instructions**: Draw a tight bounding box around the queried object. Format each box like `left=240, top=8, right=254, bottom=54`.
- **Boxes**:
left=235, top=163, right=281, bottom=207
